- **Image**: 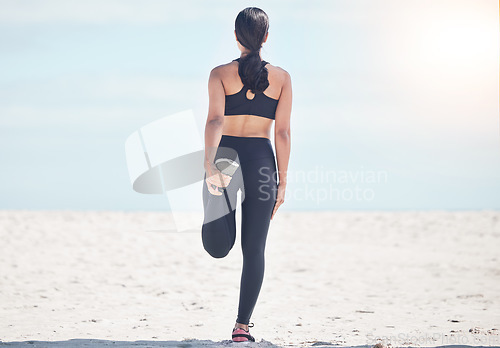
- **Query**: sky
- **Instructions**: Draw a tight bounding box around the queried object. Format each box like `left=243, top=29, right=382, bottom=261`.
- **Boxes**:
left=0, top=0, right=499, bottom=211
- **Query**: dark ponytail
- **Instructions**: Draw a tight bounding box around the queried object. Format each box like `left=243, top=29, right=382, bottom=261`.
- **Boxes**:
left=235, top=7, right=270, bottom=94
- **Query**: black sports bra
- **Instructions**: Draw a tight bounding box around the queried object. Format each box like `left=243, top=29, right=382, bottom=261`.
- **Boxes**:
left=224, top=58, right=279, bottom=120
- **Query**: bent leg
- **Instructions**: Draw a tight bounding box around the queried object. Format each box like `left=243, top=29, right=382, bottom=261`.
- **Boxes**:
left=201, top=157, right=243, bottom=258
left=201, top=171, right=236, bottom=258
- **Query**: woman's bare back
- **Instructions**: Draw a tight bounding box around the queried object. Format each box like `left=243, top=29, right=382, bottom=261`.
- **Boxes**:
left=219, top=59, right=287, bottom=139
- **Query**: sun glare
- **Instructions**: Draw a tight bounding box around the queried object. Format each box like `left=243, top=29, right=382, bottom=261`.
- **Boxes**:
left=418, top=15, right=498, bottom=69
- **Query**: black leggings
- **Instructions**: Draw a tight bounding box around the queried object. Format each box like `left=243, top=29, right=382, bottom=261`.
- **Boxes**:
left=202, top=135, right=278, bottom=325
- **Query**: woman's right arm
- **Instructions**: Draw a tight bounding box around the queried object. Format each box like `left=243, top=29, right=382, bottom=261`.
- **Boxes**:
left=272, top=70, right=292, bottom=219
left=204, top=66, right=231, bottom=194
left=204, top=67, right=225, bottom=172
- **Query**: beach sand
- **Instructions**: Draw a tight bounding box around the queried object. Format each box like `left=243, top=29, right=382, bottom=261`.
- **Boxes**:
left=0, top=210, right=499, bottom=347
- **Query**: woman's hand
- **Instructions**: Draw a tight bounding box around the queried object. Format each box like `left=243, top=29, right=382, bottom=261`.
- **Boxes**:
left=205, top=162, right=232, bottom=196
left=271, top=182, right=286, bottom=220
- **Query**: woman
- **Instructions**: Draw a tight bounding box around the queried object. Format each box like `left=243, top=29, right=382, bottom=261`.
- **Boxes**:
left=201, top=7, right=292, bottom=342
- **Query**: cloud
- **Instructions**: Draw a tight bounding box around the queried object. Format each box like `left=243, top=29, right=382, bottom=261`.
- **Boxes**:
left=0, top=0, right=234, bottom=24
left=0, top=0, right=380, bottom=26
left=1, top=73, right=205, bottom=104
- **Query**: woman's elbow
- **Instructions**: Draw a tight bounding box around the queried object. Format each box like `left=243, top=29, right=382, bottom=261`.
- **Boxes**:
left=275, top=129, right=290, bottom=139
left=206, top=116, right=224, bottom=128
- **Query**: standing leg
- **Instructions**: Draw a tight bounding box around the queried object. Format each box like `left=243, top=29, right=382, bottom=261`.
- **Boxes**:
left=236, top=156, right=278, bottom=324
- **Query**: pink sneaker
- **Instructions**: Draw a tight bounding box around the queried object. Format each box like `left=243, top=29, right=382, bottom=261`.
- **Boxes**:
left=232, top=322, right=255, bottom=342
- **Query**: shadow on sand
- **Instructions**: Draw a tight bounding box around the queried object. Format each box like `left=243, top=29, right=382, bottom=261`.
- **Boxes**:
left=0, top=338, right=281, bottom=348
left=1, top=339, right=498, bottom=348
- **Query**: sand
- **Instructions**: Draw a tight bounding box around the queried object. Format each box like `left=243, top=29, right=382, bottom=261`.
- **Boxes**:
left=0, top=210, right=499, bottom=347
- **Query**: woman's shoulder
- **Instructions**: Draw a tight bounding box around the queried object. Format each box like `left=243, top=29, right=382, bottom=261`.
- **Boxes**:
left=264, top=62, right=291, bottom=86
left=209, top=60, right=238, bottom=77
left=210, top=59, right=290, bottom=85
